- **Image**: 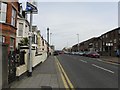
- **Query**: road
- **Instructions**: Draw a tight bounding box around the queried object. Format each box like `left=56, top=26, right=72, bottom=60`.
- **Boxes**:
left=57, top=54, right=118, bottom=88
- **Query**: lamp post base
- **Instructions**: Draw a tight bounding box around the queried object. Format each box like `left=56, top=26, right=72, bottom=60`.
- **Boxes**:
left=27, top=71, right=32, bottom=77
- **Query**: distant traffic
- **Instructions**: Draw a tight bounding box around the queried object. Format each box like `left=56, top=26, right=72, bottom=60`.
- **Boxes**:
left=53, top=50, right=100, bottom=58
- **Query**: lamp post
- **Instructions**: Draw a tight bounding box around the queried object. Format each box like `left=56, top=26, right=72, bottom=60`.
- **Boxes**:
left=99, top=37, right=103, bottom=55
left=50, top=33, right=52, bottom=45
left=26, top=2, right=38, bottom=77
left=77, top=34, right=79, bottom=52
left=47, top=28, right=50, bottom=57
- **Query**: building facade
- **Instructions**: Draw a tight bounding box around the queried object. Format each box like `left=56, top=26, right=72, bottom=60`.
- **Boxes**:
left=99, top=28, right=120, bottom=56
left=0, top=1, right=19, bottom=53
left=72, top=27, right=120, bottom=56
left=16, top=5, right=30, bottom=48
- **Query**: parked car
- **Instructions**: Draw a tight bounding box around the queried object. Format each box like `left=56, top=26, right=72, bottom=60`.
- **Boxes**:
left=53, top=51, right=59, bottom=56
left=71, top=52, right=76, bottom=55
left=78, top=52, right=84, bottom=56
left=87, top=52, right=100, bottom=58
left=83, top=51, right=89, bottom=56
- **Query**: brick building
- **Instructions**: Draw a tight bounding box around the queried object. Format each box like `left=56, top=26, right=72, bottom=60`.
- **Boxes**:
left=72, top=27, right=120, bottom=56
left=0, top=1, right=19, bottom=53
left=99, top=27, right=120, bottom=56
left=72, top=37, right=98, bottom=52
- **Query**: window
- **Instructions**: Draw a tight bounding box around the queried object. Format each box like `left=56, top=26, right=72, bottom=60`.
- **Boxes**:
left=106, top=34, right=108, bottom=38
left=0, top=35, right=2, bottom=43
left=103, top=47, right=105, bottom=51
left=103, top=42, right=105, bottom=45
left=10, top=38, right=15, bottom=51
left=114, top=47, right=117, bottom=51
left=32, top=34, right=35, bottom=44
left=110, top=40, right=112, bottom=42
left=114, top=39, right=116, bottom=43
left=18, top=23, right=23, bottom=36
left=42, top=40, right=44, bottom=46
left=2, top=36, right=5, bottom=43
left=119, top=30, right=120, bottom=34
left=11, top=7, right=16, bottom=26
left=102, top=35, right=104, bottom=38
left=0, top=2, right=7, bottom=23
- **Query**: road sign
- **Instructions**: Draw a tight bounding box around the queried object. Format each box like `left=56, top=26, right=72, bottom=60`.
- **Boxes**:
left=26, top=2, right=38, bottom=13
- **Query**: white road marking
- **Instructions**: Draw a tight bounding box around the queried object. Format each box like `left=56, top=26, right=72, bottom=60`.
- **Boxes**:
left=80, top=60, right=87, bottom=63
left=92, top=64, right=114, bottom=74
left=97, top=59, right=119, bottom=66
left=97, top=59, right=102, bottom=61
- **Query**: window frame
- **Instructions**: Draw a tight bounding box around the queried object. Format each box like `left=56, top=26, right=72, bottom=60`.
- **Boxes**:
left=2, top=36, right=5, bottom=43
left=18, top=23, right=23, bottom=36
left=10, top=37, right=15, bottom=51
left=114, top=39, right=116, bottom=43
left=0, top=2, right=7, bottom=23
left=11, top=7, right=16, bottom=26
left=118, top=30, right=120, bottom=34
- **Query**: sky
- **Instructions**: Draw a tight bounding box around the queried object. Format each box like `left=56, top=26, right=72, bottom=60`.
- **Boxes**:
left=19, top=0, right=118, bottom=50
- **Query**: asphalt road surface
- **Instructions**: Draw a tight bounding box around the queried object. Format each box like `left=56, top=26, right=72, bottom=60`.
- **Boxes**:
left=57, top=54, right=118, bottom=89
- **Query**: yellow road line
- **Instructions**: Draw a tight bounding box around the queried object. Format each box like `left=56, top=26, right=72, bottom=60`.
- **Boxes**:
left=54, top=56, right=75, bottom=90
left=56, top=61, right=69, bottom=89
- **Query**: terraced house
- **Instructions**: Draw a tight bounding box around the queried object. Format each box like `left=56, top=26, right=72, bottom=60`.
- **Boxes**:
left=99, top=27, right=120, bottom=56
left=72, top=27, right=120, bottom=57
left=0, top=1, right=19, bottom=88
left=0, top=1, right=19, bottom=53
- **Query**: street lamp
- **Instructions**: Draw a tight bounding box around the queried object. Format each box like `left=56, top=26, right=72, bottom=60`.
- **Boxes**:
left=47, top=28, right=50, bottom=57
left=26, top=2, right=38, bottom=77
left=77, top=34, right=79, bottom=52
left=50, top=33, right=52, bottom=45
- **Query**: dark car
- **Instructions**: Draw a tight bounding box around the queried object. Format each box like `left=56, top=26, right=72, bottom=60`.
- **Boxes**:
left=53, top=51, right=59, bottom=56
left=83, top=51, right=89, bottom=56
left=87, top=52, right=100, bottom=58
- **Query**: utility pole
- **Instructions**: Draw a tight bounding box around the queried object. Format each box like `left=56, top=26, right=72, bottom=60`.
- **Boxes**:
left=47, top=28, right=50, bottom=57
left=77, top=34, right=79, bottom=52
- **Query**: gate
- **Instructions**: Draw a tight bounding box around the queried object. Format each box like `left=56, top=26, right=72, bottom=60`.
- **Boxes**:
left=8, top=51, right=16, bottom=84
left=2, top=44, right=9, bottom=88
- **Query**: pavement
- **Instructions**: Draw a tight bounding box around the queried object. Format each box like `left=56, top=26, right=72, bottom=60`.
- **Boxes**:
left=100, top=56, right=120, bottom=64
left=10, top=56, right=65, bottom=89
left=10, top=55, right=119, bottom=89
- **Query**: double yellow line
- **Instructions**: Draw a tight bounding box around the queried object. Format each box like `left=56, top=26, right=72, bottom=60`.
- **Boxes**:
left=54, top=56, right=75, bottom=90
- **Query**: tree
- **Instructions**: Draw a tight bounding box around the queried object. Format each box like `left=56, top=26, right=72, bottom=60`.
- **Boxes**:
left=20, top=37, right=29, bottom=46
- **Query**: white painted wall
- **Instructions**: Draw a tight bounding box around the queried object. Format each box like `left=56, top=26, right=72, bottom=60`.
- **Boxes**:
left=32, top=50, right=47, bottom=67
left=16, top=49, right=47, bottom=77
